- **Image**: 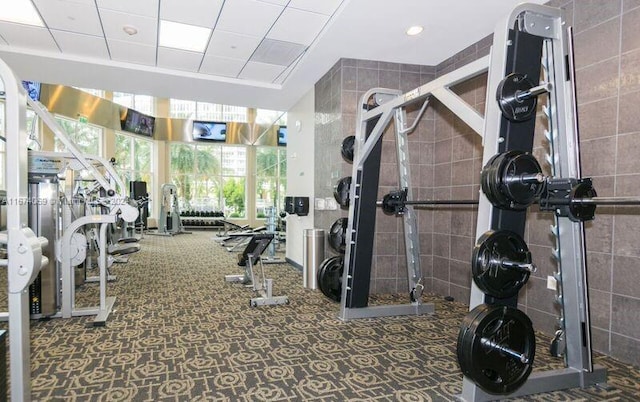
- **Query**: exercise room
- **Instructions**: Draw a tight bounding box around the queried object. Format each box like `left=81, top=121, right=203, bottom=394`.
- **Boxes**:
left=1, top=0, right=640, bottom=400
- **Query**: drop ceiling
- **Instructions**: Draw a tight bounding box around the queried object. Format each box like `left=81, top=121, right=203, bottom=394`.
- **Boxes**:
left=0, top=0, right=546, bottom=111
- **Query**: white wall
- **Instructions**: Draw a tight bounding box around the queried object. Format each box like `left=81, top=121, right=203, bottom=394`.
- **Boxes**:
left=285, top=87, right=315, bottom=266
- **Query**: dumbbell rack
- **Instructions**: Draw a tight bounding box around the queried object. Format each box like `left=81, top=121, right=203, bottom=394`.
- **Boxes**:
left=460, top=3, right=606, bottom=401
left=340, top=55, right=490, bottom=320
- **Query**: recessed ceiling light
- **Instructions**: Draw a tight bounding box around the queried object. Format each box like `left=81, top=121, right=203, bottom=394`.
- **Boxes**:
left=122, top=25, right=138, bottom=35
left=159, top=20, right=211, bottom=53
left=0, top=0, right=44, bottom=27
left=406, top=25, right=424, bottom=36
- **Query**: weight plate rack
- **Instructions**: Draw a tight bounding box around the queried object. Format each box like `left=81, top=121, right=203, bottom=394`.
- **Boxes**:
left=459, top=4, right=607, bottom=401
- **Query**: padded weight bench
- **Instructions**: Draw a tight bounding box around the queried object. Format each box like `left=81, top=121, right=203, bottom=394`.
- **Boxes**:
left=221, top=226, right=268, bottom=252
left=214, top=220, right=252, bottom=241
left=224, top=233, right=289, bottom=307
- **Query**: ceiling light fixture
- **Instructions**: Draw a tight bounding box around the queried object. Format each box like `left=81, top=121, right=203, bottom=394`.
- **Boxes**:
left=122, top=25, right=138, bottom=36
left=159, top=20, right=211, bottom=53
left=406, top=25, right=424, bottom=36
left=0, top=0, right=44, bottom=27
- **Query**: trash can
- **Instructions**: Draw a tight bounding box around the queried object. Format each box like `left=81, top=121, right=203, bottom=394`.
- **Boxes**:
left=303, top=229, right=325, bottom=289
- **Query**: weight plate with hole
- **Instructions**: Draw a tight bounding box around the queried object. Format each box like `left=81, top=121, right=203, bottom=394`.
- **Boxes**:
left=472, top=230, right=532, bottom=299
left=457, top=303, right=535, bottom=395
left=497, top=73, right=537, bottom=122
left=317, top=256, right=344, bottom=302
left=328, top=217, right=348, bottom=254
left=381, top=189, right=407, bottom=215
left=569, top=178, right=597, bottom=222
left=333, top=176, right=352, bottom=208
left=481, top=150, right=543, bottom=210
left=341, top=135, right=355, bottom=162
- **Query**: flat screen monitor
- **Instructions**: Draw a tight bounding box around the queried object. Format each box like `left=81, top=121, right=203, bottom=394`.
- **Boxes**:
left=277, top=126, right=287, bottom=146
left=121, top=109, right=155, bottom=137
left=22, top=81, right=41, bottom=101
left=193, top=121, right=227, bottom=142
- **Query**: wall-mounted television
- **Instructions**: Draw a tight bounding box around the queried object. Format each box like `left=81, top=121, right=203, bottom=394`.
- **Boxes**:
left=193, top=121, right=227, bottom=142
left=121, top=109, right=155, bottom=137
left=22, top=81, right=41, bottom=101
left=277, top=126, right=287, bottom=146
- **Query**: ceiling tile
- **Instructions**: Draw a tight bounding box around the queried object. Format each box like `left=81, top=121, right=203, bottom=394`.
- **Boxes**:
left=160, top=0, right=223, bottom=28
left=0, top=22, right=59, bottom=51
left=266, top=7, right=328, bottom=46
left=216, top=0, right=283, bottom=38
left=50, top=30, right=109, bottom=58
left=199, top=55, right=245, bottom=77
left=99, top=9, right=157, bottom=46
left=238, top=61, right=285, bottom=82
left=33, top=0, right=103, bottom=36
left=206, top=30, right=261, bottom=60
left=107, top=39, right=155, bottom=66
left=46, top=0, right=96, bottom=5
left=250, top=38, right=305, bottom=66
left=288, top=0, right=344, bottom=16
left=157, top=47, right=203, bottom=72
left=96, top=0, right=159, bottom=18
left=257, top=0, right=289, bottom=5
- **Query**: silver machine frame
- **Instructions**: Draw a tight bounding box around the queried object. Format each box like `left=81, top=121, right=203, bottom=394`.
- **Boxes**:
left=1, top=58, right=51, bottom=401
left=339, top=56, right=488, bottom=321
left=461, top=3, right=606, bottom=401
left=1, top=57, right=138, bottom=400
left=340, top=2, right=606, bottom=399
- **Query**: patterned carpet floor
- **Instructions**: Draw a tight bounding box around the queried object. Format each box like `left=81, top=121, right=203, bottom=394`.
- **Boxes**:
left=1, top=231, right=640, bottom=401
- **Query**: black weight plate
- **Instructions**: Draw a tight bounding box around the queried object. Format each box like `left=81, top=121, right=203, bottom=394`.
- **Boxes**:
left=481, top=152, right=510, bottom=209
left=316, top=257, right=332, bottom=287
left=333, top=176, right=352, bottom=208
left=381, top=189, right=405, bottom=215
left=496, top=73, right=537, bottom=122
left=341, top=135, right=356, bottom=162
left=457, top=304, right=535, bottom=395
left=569, top=179, right=597, bottom=222
left=318, top=256, right=344, bottom=302
left=472, top=230, right=531, bottom=299
left=456, top=304, right=490, bottom=377
left=500, top=151, right=543, bottom=209
left=317, top=257, right=334, bottom=299
left=328, top=217, right=348, bottom=254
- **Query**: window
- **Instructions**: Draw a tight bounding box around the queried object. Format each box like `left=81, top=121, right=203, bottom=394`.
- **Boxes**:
left=169, top=143, right=247, bottom=218
left=114, top=133, right=154, bottom=207
left=256, top=109, right=287, bottom=126
left=113, top=92, right=154, bottom=116
left=53, top=116, right=103, bottom=156
left=170, top=99, right=248, bottom=122
left=255, top=146, right=287, bottom=218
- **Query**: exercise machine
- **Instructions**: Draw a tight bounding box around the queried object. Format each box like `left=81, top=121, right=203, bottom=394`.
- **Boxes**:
left=149, top=183, right=189, bottom=236
left=457, top=4, right=608, bottom=400
left=262, top=206, right=285, bottom=264
left=225, top=233, right=289, bottom=307
left=335, top=38, right=492, bottom=320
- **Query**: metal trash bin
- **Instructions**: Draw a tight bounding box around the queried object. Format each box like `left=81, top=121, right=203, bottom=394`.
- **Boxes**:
left=303, top=229, right=325, bottom=289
